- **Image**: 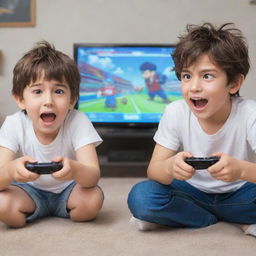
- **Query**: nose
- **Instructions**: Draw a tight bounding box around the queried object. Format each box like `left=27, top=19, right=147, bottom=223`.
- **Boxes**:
left=44, top=91, right=53, bottom=106
left=190, top=77, right=202, bottom=92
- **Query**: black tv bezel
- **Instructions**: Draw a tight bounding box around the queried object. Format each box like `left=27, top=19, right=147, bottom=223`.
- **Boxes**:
left=73, top=43, right=176, bottom=129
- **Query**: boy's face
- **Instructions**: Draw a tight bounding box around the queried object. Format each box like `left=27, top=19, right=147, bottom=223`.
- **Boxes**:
left=180, top=53, right=241, bottom=125
left=142, top=70, right=155, bottom=79
left=14, top=76, right=76, bottom=143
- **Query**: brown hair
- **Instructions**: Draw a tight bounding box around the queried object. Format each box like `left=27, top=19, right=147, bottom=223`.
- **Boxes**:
left=12, top=41, right=80, bottom=102
left=172, top=23, right=250, bottom=96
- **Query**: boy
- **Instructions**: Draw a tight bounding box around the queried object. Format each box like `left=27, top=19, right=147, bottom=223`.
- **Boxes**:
left=0, top=41, right=104, bottom=228
left=128, top=23, right=256, bottom=237
left=140, top=62, right=170, bottom=104
left=98, top=78, right=117, bottom=110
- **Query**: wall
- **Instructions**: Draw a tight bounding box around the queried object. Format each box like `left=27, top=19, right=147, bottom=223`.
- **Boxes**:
left=0, top=0, right=256, bottom=123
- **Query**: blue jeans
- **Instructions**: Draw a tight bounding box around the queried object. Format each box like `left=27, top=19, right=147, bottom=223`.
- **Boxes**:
left=127, top=179, right=256, bottom=228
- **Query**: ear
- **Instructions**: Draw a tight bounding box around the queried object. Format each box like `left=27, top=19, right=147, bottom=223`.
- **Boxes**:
left=69, top=96, right=78, bottom=109
left=229, top=74, right=244, bottom=95
left=13, top=94, right=26, bottom=110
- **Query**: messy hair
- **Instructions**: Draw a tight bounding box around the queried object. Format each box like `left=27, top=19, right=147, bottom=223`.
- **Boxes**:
left=12, top=40, right=80, bottom=102
left=172, top=23, right=250, bottom=96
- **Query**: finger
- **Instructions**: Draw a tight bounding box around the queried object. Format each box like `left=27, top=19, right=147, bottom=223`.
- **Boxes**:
left=177, top=159, right=195, bottom=173
left=15, top=171, right=38, bottom=183
left=51, top=168, right=69, bottom=180
left=182, top=152, right=193, bottom=159
left=52, top=156, right=63, bottom=162
left=211, top=152, right=222, bottom=157
left=210, top=170, right=231, bottom=181
left=20, top=168, right=39, bottom=180
left=174, top=168, right=194, bottom=180
left=174, top=171, right=190, bottom=180
left=24, top=156, right=37, bottom=163
left=215, top=175, right=232, bottom=182
left=208, top=164, right=223, bottom=175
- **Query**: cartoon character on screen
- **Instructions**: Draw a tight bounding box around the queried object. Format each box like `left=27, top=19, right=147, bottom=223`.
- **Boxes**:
left=99, top=78, right=117, bottom=110
left=140, top=62, right=170, bottom=104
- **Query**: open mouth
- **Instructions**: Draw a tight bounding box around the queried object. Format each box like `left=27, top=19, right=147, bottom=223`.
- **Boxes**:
left=190, top=98, right=208, bottom=108
left=40, top=113, right=56, bottom=123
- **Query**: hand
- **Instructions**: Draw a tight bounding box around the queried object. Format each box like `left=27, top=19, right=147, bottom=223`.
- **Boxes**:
left=11, top=156, right=39, bottom=182
left=169, top=152, right=195, bottom=180
left=208, top=153, right=243, bottom=182
left=51, top=156, right=72, bottom=181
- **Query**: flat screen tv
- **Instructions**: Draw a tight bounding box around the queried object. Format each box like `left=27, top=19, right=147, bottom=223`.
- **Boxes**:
left=73, top=44, right=182, bottom=128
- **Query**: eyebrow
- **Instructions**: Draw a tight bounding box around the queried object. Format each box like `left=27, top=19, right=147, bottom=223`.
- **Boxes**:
left=200, top=69, right=218, bottom=73
left=28, top=82, right=68, bottom=88
left=181, top=68, right=218, bottom=73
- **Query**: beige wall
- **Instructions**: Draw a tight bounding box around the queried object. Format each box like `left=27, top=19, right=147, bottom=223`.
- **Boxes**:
left=0, top=0, right=256, bottom=123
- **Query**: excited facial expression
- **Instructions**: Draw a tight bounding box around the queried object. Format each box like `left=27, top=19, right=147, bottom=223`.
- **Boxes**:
left=180, top=54, right=240, bottom=125
left=14, top=76, right=76, bottom=144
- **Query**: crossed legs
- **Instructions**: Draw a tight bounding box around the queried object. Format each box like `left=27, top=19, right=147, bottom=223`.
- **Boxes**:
left=128, top=179, right=256, bottom=235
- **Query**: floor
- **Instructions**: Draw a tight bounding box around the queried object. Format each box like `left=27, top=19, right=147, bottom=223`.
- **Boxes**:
left=0, top=178, right=256, bottom=256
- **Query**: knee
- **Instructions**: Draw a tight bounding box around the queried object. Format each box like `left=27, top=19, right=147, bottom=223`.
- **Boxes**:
left=127, top=182, right=142, bottom=212
left=127, top=180, right=156, bottom=219
left=0, top=192, right=26, bottom=228
left=70, top=187, right=104, bottom=222
left=84, top=188, right=104, bottom=219
left=0, top=192, right=14, bottom=216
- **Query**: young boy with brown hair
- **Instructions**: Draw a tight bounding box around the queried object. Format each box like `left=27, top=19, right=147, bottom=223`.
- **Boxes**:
left=128, top=23, right=256, bottom=237
left=0, top=41, right=104, bottom=228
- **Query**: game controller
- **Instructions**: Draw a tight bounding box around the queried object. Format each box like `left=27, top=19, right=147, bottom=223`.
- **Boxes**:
left=184, top=157, right=219, bottom=169
left=25, top=162, right=63, bottom=174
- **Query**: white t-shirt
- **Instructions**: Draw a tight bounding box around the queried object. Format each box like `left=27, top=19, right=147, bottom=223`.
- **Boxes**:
left=154, top=97, right=256, bottom=193
left=0, top=110, right=102, bottom=193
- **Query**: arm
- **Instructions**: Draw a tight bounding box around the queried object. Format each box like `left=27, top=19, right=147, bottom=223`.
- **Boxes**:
left=52, top=143, right=100, bottom=188
left=240, top=160, right=256, bottom=183
left=0, top=147, right=15, bottom=190
left=147, top=144, right=195, bottom=185
left=0, top=146, right=39, bottom=190
left=73, top=143, right=100, bottom=187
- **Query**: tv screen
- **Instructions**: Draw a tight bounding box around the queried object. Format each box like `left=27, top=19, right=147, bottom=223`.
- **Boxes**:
left=73, top=44, right=182, bottom=127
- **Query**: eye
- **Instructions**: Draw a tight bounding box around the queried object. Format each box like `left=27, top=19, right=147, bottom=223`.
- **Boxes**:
left=181, top=73, right=191, bottom=80
left=55, top=89, right=64, bottom=94
left=33, top=89, right=42, bottom=94
left=204, top=73, right=214, bottom=80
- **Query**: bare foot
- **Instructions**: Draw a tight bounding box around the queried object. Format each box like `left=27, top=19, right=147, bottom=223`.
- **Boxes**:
left=241, top=224, right=256, bottom=236
left=241, top=224, right=249, bottom=232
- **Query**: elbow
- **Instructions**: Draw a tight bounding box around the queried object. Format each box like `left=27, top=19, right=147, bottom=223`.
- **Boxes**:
left=147, top=168, right=173, bottom=185
left=84, top=168, right=101, bottom=188
left=147, top=168, right=153, bottom=179
left=92, top=171, right=100, bottom=186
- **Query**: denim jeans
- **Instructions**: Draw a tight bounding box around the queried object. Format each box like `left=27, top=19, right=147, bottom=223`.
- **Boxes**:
left=12, top=181, right=76, bottom=222
left=127, top=179, right=256, bottom=228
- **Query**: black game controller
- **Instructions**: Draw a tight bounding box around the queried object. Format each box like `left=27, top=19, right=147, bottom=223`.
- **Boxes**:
left=25, top=162, right=63, bottom=174
left=184, top=157, right=219, bottom=169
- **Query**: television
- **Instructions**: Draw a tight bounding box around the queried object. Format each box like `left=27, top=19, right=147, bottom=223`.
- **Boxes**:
left=73, top=44, right=182, bottom=128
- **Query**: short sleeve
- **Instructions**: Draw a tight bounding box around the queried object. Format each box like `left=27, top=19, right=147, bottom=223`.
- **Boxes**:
left=67, top=110, right=102, bottom=151
left=153, top=101, right=183, bottom=151
left=247, top=111, right=256, bottom=153
left=0, top=114, right=20, bottom=153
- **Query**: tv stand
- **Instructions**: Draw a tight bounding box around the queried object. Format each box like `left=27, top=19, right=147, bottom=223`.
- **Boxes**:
left=96, top=127, right=157, bottom=137
left=108, top=149, right=147, bottom=162
left=96, top=127, right=156, bottom=177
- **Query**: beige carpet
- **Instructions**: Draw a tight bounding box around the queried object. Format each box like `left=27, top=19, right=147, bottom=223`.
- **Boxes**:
left=0, top=178, right=256, bottom=256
